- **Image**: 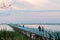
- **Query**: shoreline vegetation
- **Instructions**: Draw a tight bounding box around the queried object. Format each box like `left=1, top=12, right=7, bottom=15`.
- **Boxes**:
left=0, top=31, right=33, bottom=40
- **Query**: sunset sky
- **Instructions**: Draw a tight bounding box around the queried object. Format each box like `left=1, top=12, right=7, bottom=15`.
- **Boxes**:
left=0, top=0, right=60, bottom=24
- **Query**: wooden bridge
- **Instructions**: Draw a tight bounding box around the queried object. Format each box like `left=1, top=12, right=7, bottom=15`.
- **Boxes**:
left=8, top=24, right=60, bottom=40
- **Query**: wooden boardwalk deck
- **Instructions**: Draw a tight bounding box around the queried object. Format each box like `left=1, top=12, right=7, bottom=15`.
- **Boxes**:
left=8, top=24, right=60, bottom=40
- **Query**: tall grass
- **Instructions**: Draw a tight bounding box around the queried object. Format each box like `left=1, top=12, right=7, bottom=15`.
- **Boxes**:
left=0, top=31, right=33, bottom=40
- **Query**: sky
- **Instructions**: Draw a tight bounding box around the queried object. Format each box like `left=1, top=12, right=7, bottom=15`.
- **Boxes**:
left=0, top=0, right=60, bottom=24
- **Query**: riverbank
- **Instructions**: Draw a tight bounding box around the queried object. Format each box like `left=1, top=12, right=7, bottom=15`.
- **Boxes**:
left=0, top=31, right=33, bottom=40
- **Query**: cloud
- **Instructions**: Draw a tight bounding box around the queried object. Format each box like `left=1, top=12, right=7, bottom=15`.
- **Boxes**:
left=0, top=11, right=60, bottom=23
left=0, top=0, right=60, bottom=23
left=11, top=5, right=24, bottom=10
left=24, top=0, right=50, bottom=5
left=0, top=0, right=60, bottom=10
left=14, top=0, right=60, bottom=10
left=0, top=0, right=19, bottom=10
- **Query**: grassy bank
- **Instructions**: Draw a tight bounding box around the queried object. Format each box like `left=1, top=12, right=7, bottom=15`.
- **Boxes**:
left=0, top=31, right=33, bottom=40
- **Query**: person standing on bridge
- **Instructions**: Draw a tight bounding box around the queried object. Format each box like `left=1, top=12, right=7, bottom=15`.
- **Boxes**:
left=42, top=26, right=44, bottom=32
left=38, top=25, right=41, bottom=31
left=23, top=25, right=24, bottom=28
